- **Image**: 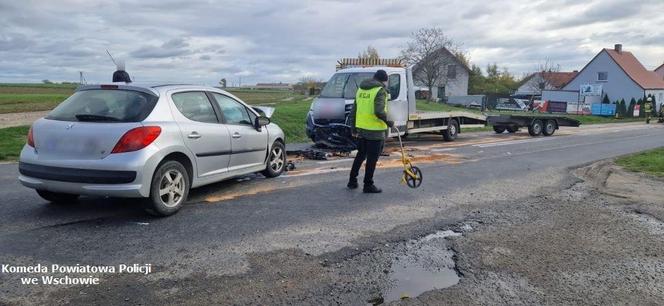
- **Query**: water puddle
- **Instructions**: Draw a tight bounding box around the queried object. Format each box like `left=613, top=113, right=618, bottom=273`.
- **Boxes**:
left=380, top=230, right=461, bottom=303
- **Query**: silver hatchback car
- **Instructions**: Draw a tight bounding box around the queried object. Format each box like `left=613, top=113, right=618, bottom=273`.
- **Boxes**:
left=19, top=84, right=286, bottom=216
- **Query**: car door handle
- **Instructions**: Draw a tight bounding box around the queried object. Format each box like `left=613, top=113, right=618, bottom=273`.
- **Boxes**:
left=232, top=132, right=242, bottom=139
left=187, top=132, right=201, bottom=139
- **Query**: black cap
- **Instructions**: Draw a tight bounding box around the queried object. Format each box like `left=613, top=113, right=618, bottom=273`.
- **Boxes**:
left=373, top=70, right=388, bottom=82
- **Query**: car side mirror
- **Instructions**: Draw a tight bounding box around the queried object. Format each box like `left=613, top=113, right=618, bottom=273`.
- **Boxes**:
left=255, top=116, right=270, bottom=130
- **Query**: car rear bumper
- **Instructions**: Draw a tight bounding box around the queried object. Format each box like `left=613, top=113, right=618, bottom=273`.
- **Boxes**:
left=18, top=174, right=145, bottom=197
left=17, top=144, right=165, bottom=198
left=19, top=162, right=137, bottom=184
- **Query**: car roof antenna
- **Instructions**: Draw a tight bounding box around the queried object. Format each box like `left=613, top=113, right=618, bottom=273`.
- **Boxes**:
left=107, top=49, right=132, bottom=83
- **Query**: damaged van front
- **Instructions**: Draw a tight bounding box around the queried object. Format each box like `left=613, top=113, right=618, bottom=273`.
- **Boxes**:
left=305, top=66, right=411, bottom=151
left=305, top=71, right=374, bottom=150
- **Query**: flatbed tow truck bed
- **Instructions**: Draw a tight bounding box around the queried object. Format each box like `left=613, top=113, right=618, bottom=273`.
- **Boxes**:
left=486, top=114, right=581, bottom=136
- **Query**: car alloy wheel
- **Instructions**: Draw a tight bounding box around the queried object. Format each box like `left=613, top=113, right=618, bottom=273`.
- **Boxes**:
left=158, top=169, right=186, bottom=208
left=269, top=146, right=285, bottom=172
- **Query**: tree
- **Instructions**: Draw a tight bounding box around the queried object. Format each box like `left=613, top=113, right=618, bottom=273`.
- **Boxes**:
left=358, top=46, right=380, bottom=61
left=401, top=27, right=462, bottom=101
left=637, top=98, right=644, bottom=117
left=618, top=98, right=626, bottom=117
left=602, top=94, right=610, bottom=104
left=42, top=79, right=52, bottom=84
left=525, top=59, right=562, bottom=96
left=468, top=64, right=485, bottom=95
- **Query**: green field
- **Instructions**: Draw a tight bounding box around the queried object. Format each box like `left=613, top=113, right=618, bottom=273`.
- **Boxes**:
left=616, top=147, right=664, bottom=177
left=0, top=126, right=29, bottom=161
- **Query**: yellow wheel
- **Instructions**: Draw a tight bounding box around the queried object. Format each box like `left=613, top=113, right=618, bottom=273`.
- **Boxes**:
left=404, top=166, right=423, bottom=188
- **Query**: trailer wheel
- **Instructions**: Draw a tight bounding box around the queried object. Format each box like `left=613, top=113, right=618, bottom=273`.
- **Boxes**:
left=528, top=119, right=543, bottom=136
left=542, top=120, right=556, bottom=136
left=443, top=119, right=458, bottom=141
left=506, top=126, right=519, bottom=133
left=493, top=126, right=506, bottom=134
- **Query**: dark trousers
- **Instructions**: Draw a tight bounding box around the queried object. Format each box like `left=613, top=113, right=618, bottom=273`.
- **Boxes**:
left=349, top=138, right=384, bottom=186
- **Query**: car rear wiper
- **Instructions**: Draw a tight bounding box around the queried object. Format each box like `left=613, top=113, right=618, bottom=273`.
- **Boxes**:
left=74, top=114, right=122, bottom=122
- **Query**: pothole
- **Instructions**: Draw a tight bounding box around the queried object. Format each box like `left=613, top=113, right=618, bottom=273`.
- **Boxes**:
left=379, top=230, right=462, bottom=303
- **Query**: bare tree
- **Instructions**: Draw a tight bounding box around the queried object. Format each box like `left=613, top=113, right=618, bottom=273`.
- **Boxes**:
left=526, top=58, right=561, bottom=96
left=400, top=27, right=462, bottom=101
left=358, top=46, right=380, bottom=61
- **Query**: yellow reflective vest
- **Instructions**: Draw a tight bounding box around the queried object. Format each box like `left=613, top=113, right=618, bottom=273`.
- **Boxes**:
left=355, top=87, right=388, bottom=131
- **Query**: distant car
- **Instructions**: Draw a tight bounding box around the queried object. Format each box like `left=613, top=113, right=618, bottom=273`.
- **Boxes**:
left=18, top=84, right=286, bottom=216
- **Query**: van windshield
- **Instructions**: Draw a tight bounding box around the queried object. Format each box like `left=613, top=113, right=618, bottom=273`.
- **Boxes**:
left=320, top=73, right=374, bottom=99
left=46, top=89, right=158, bottom=122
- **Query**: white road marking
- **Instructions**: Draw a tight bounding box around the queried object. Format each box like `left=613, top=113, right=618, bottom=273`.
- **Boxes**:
left=431, top=148, right=457, bottom=152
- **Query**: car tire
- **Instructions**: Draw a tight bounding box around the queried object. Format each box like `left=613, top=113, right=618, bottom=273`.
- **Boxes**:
left=493, top=126, right=506, bottom=134
left=145, top=160, right=190, bottom=217
left=528, top=119, right=543, bottom=136
left=442, top=119, right=459, bottom=141
left=262, top=141, right=286, bottom=178
left=542, top=120, right=556, bottom=136
left=506, top=126, right=519, bottom=133
left=36, top=190, right=79, bottom=204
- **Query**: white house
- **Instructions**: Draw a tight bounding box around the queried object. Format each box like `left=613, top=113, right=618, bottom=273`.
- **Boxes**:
left=543, top=44, right=664, bottom=111
left=412, top=47, right=469, bottom=100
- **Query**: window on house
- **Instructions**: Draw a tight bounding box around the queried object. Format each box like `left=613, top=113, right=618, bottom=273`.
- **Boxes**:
left=597, top=72, right=608, bottom=81
left=447, top=65, right=457, bottom=79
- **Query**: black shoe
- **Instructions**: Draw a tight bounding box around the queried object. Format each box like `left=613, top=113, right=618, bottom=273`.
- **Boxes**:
left=363, top=185, right=382, bottom=193
left=347, top=179, right=359, bottom=189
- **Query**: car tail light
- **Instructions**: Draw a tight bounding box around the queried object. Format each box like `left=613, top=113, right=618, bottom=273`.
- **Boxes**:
left=27, top=126, right=35, bottom=147
left=111, top=126, right=161, bottom=154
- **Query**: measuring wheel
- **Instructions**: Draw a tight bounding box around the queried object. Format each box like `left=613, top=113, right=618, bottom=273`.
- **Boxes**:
left=404, top=166, right=423, bottom=188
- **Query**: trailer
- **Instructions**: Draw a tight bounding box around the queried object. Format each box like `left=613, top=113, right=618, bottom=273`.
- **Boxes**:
left=487, top=114, right=581, bottom=136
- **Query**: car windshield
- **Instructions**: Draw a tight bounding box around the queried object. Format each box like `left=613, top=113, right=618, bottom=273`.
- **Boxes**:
left=46, top=89, right=158, bottom=122
left=320, top=72, right=374, bottom=99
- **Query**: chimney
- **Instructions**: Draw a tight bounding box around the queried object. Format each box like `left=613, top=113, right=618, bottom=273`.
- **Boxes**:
left=614, top=44, right=623, bottom=53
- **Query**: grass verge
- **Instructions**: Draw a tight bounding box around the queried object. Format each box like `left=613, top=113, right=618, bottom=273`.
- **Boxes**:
left=615, top=147, right=664, bottom=177
left=0, top=126, right=29, bottom=161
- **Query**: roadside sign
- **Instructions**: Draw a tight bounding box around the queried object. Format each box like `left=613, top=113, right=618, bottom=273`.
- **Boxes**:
left=633, top=104, right=640, bottom=117
left=580, top=84, right=602, bottom=96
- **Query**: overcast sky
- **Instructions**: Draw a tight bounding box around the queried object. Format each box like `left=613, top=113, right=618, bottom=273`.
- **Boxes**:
left=0, top=0, right=662, bottom=85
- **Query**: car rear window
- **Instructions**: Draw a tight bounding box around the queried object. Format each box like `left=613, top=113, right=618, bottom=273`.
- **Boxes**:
left=46, top=89, right=158, bottom=122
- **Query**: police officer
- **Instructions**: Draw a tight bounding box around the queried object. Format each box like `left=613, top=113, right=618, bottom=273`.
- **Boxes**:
left=645, top=97, right=653, bottom=124
left=347, top=70, right=393, bottom=193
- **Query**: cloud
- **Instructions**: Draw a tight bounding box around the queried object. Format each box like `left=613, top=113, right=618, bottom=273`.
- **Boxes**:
left=0, top=0, right=662, bottom=84
left=130, top=38, right=191, bottom=58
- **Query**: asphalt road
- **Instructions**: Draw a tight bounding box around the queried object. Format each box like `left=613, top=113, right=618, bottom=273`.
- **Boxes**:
left=1, top=122, right=663, bottom=305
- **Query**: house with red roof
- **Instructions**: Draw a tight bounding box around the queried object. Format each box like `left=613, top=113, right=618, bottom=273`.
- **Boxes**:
left=515, top=71, right=578, bottom=97
left=655, top=63, right=664, bottom=80
left=543, top=44, right=664, bottom=111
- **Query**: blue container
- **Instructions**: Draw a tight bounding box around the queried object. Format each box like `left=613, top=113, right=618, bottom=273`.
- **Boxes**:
left=591, top=104, right=616, bottom=116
